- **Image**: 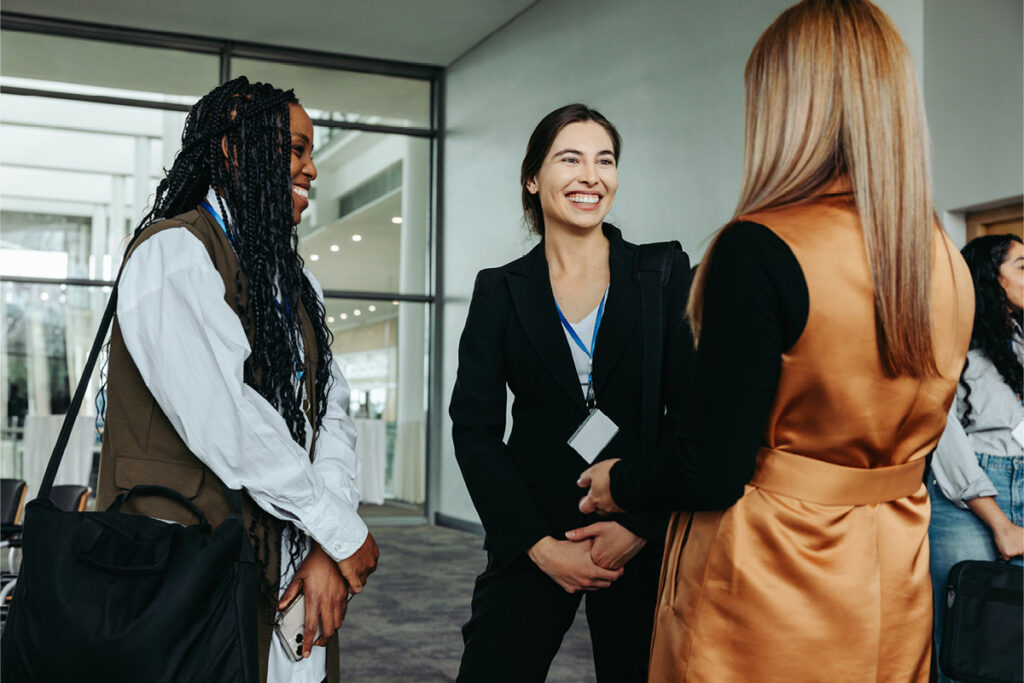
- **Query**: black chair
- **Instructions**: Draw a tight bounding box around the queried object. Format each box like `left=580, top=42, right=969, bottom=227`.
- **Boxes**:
left=0, top=479, right=27, bottom=633
left=1, top=483, right=91, bottom=632
left=0, top=479, right=27, bottom=527
left=49, top=485, right=90, bottom=513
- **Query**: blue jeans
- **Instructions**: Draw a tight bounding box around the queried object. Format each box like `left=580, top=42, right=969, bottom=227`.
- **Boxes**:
left=928, top=453, right=1024, bottom=683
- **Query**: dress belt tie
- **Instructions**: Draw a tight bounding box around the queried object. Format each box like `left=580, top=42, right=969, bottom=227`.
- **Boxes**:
left=750, top=448, right=926, bottom=505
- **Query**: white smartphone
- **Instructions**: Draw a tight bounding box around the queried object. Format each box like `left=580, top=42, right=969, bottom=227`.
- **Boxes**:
left=274, top=593, right=323, bottom=662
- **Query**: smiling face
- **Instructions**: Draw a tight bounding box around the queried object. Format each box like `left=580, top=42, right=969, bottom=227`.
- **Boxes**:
left=527, top=121, right=618, bottom=236
left=998, top=240, right=1024, bottom=311
left=288, top=103, right=317, bottom=225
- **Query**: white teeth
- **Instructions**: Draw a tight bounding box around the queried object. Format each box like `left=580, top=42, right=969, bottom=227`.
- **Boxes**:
left=293, top=187, right=308, bottom=198
left=568, top=193, right=599, bottom=204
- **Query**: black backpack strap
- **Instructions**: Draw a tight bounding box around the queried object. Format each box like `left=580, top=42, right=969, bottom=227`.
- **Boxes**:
left=635, top=241, right=681, bottom=458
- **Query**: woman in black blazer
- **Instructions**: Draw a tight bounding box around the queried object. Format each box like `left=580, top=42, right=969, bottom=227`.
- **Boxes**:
left=450, top=104, right=693, bottom=682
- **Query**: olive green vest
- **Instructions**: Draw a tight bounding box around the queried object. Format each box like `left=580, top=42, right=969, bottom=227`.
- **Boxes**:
left=95, top=207, right=339, bottom=683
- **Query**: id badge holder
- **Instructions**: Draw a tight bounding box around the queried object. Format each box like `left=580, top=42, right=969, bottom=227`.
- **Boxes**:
left=568, top=406, right=619, bottom=464
left=1012, top=420, right=1024, bottom=449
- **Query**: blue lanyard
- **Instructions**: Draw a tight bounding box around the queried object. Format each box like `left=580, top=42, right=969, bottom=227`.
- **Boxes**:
left=555, top=290, right=607, bottom=390
left=201, top=199, right=303, bottom=382
left=200, top=199, right=238, bottom=250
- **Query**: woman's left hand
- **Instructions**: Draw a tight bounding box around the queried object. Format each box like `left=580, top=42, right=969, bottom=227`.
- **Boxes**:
left=278, top=543, right=350, bottom=657
left=578, top=458, right=625, bottom=515
left=565, top=521, right=647, bottom=570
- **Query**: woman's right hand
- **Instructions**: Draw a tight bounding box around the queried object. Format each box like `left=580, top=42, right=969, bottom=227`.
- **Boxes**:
left=992, top=521, right=1024, bottom=560
left=527, top=536, right=624, bottom=593
left=278, top=543, right=349, bottom=658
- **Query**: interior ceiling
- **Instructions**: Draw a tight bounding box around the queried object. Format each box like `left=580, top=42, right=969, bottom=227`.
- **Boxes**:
left=0, top=0, right=539, bottom=67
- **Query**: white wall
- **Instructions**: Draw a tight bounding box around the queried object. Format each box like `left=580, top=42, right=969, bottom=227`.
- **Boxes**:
left=437, top=0, right=1020, bottom=525
left=924, top=0, right=1023, bottom=214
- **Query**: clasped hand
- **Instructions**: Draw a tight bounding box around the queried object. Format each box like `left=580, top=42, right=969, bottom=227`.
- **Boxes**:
left=528, top=520, right=646, bottom=594
left=278, top=543, right=351, bottom=660
left=277, top=532, right=380, bottom=659
left=577, top=458, right=625, bottom=515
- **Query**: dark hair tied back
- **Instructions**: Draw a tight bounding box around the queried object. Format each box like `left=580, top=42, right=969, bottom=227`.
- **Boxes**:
left=520, top=103, right=621, bottom=236
left=958, top=233, right=1023, bottom=428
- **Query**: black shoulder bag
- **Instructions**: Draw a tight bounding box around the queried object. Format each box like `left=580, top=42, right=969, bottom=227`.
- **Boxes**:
left=635, top=241, right=682, bottom=457
left=0, top=234, right=258, bottom=683
left=940, top=559, right=1023, bottom=683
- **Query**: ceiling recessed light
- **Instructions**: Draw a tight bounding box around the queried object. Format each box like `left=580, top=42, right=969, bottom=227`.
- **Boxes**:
left=309, top=254, right=320, bottom=261
left=351, top=234, right=362, bottom=242
left=327, top=316, right=335, bottom=323
left=391, top=216, right=403, bottom=224
left=330, top=244, right=340, bottom=252
left=340, top=313, right=348, bottom=320
left=40, top=292, right=50, bottom=301
left=392, top=300, right=399, bottom=305
left=353, top=309, right=361, bottom=316
left=368, top=305, right=376, bottom=312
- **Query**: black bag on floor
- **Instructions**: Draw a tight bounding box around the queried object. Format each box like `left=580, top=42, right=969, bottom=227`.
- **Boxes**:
left=940, top=559, right=1023, bottom=683
left=0, top=254, right=258, bottom=683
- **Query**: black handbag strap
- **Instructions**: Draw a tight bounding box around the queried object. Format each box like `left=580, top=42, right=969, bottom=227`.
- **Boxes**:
left=108, top=485, right=210, bottom=527
left=37, top=242, right=134, bottom=500
left=635, top=241, right=681, bottom=457
left=36, top=223, right=244, bottom=516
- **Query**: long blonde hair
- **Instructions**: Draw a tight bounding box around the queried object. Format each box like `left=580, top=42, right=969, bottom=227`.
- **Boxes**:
left=689, top=0, right=938, bottom=377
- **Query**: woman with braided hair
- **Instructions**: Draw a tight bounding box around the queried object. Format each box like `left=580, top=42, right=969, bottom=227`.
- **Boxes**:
left=95, top=76, right=378, bottom=683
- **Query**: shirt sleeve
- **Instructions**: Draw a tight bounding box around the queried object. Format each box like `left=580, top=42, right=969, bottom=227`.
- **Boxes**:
left=931, top=403, right=999, bottom=508
left=117, top=228, right=367, bottom=561
left=303, top=270, right=362, bottom=513
left=610, top=221, right=809, bottom=512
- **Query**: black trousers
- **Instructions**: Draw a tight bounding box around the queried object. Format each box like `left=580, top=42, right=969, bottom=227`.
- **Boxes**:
left=456, top=542, right=663, bottom=683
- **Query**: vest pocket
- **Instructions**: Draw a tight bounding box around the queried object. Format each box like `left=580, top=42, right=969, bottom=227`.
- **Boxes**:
left=112, top=455, right=205, bottom=524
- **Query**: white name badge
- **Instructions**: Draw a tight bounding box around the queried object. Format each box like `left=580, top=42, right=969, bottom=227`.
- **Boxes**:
left=1012, top=420, right=1024, bottom=449
left=568, top=409, right=619, bottom=464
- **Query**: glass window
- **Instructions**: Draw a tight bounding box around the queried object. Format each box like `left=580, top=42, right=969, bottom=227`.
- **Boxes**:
left=2, top=281, right=107, bottom=491
left=1, top=95, right=187, bottom=280
left=300, top=131, right=431, bottom=295
left=0, top=30, right=219, bottom=104
left=326, top=298, right=428, bottom=511
left=231, top=58, right=431, bottom=129
left=2, top=28, right=435, bottom=522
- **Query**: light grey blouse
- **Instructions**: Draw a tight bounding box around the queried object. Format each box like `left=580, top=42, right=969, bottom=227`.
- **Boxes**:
left=932, top=335, right=1024, bottom=508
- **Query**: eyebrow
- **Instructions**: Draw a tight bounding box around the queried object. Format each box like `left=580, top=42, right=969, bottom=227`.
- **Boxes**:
left=552, top=148, right=615, bottom=158
left=292, top=132, right=312, bottom=146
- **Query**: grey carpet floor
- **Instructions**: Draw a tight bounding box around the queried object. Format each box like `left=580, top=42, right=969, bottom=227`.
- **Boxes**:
left=337, top=524, right=596, bottom=682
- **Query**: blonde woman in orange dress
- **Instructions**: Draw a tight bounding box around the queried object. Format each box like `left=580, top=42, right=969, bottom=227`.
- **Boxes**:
left=575, top=1, right=974, bottom=680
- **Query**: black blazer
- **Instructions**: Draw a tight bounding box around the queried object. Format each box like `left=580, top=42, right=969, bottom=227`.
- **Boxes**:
left=450, top=224, right=693, bottom=568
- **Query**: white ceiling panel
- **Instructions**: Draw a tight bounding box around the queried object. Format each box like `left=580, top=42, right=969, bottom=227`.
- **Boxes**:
left=0, top=0, right=540, bottom=66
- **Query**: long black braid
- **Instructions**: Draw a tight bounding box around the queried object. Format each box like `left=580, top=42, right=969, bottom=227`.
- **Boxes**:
left=135, top=76, right=335, bottom=603
left=957, top=233, right=1023, bottom=428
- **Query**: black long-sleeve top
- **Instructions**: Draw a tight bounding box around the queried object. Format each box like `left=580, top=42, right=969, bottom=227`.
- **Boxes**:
left=610, top=221, right=810, bottom=511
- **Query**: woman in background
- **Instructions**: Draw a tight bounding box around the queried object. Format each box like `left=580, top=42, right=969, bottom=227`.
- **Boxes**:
left=578, top=1, right=973, bottom=680
left=929, top=233, right=1024, bottom=682
left=450, top=103, right=692, bottom=682
left=96, top=76, right=378, bottom=683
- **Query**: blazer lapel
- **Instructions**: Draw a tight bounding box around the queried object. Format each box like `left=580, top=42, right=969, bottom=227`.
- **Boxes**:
left=506, top=245, right=588, bottom=409
left=592, top=226, right=639, bottom=397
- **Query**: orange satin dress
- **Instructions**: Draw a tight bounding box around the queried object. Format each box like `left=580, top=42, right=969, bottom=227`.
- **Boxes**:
left=649, top=195, right=974, bottom=682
